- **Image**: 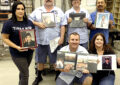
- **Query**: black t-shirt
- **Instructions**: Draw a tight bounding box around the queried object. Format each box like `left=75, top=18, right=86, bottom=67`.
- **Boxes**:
left=89, top=47, right=115, bottom=83
left=1, top=19, right=35, bottom=57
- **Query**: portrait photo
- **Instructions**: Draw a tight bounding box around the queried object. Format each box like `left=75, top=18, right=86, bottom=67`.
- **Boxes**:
left=41, top=12, right=56, bottom=27
left=102, top=56, right=112, bottom=70
left=96, top=13, right=110, bottom=29
left=19, top=29, right=37, bottom=48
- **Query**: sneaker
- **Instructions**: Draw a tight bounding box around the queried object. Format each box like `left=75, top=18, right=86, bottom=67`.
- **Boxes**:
left=32, top=77, right=43, bottom=85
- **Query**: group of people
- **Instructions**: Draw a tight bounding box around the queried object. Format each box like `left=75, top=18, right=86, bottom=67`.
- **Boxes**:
left=1, top=0, right=120, bottom=85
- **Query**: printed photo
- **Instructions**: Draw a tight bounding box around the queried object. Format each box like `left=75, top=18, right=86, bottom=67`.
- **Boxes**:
left=64, top=61, right=75, bottom=70
left=69, top=13, right=86, bottom=28
left=41, top=12, right=56, bottom=27
left=19, top=29, right=37, bottom=48
left=76, top=54, right=88, bottom=70
left=76, top=62, right=87, bottom=70
left=96, top=13, right=110, bottom=29
left=64, top=53, right=77, bottom=62
left=56, top=51, right=65, bottom=69
left=102, top=56, right=112, bottom=69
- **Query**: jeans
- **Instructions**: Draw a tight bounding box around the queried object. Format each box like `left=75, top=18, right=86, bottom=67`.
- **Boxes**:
left=12, top=56, right=33, bottom=85
left=92, top=74, right=115, bottom=85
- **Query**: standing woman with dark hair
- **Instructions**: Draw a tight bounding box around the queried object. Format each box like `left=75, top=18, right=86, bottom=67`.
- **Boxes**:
left=89, top=33, right=120, bottom=85
left=1, top=1, right=35, bottom=85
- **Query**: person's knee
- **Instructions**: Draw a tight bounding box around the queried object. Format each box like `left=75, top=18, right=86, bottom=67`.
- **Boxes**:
left=38, top=63, right=44, bottom=70
left=82, top=76, right=93, bottom=85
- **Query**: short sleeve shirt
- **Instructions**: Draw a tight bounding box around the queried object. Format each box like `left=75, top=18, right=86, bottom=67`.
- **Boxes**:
left=59, top=45, right=88, bottom=84
left=1, top=20, right=35, bottom=57
left=65, top=7, right=91, bottom=44
left=89, top=11, right=115, bottom=43
left=29, top=6, right=67, bottom=45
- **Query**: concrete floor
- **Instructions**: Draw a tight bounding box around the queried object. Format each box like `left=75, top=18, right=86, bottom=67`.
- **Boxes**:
left=0, top=54, right=120, bottom=85
left=0, top=57, right=56, bottom=85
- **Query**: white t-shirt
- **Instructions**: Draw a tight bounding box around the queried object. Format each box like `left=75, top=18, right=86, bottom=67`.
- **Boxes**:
left=59, top=45, right=88, bottom=84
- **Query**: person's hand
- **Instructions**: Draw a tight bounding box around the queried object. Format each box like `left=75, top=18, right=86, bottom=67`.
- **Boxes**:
left=68, top=17, right=72, bottom=24
left=16, top=46, right=28, bottom=52
left=36, top=22, right=46, bottom=29
left=58, top=38, right=64, bottom=45
left=82, top=69, right=89, bottom=74
left=109, top=20, right=113, bottom=26
left=97, top=59, right=100, bottom=64
left=64, top=64, right=73, bottom=72
left=29, top=48, right=35, bottom=50
left=117, top=57, right=120, bottom=65
left=83, top=18, right=88, bottom=23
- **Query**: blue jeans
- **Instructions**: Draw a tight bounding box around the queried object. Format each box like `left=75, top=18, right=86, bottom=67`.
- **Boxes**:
left=92, top=74, right=115, bottom=85
left=99, top=75, right=115, bottom=85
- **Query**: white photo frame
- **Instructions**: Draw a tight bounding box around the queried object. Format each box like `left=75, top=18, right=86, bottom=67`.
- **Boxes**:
left=97, top=55, right=117, bottom=70
left=95, top=13, right=110, bottom=29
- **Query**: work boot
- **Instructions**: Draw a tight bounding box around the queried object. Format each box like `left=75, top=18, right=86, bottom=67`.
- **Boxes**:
left=32, top=71, right=43, bottom=85
left=55, top=71, right=61, bottom=81
left=32, top=76, right=43, bottom=85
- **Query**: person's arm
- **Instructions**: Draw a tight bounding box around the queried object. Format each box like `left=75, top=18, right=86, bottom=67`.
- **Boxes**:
left=109, top=20, right=115, bottom=29
left=32, top=21, right=46, bottom=29
left=84, top=10, right=96, bottom=30
left=109, top=13, right=115, bottom=29
left=1, top=34, right=28, bottom=52
left=58, top=25, right=66, bottom=45
left=55, top=64, right=73, bottom=72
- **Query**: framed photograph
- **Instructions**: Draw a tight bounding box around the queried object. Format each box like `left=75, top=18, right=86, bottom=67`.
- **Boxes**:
left=19, top=29, right=37, bottom=48
left=97, top=55, right=117, bottom=70
left=41, top=12, right=56, bottom=27
left=69, top=13, right=86, bottom=28
left=95, top=13, right=110, bottom=29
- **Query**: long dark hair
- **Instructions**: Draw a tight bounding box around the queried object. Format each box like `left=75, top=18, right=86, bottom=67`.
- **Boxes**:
left=89, top=33, right=107, bottom=53
left=10, top=1, right=28, bottom=23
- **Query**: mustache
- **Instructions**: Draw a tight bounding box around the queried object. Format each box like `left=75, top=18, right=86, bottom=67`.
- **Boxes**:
left=98, top=5, right=103, bottom=7
left=46, top=0, right=51, bottom=2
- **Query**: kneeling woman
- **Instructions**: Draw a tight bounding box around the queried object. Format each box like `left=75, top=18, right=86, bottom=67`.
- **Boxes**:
left=89, top=33, right=116, bottom=85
